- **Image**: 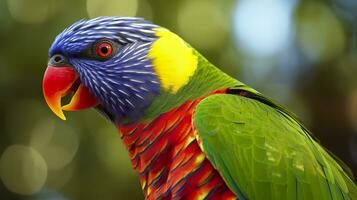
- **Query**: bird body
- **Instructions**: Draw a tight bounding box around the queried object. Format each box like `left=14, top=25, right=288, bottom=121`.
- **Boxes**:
left=42, top=17, right=357, bottom=199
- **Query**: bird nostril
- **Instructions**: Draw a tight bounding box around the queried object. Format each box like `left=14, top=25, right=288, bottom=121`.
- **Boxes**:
left=53, top=55, right=63, bottom=63
left=49, top=54, right=68, bottom=66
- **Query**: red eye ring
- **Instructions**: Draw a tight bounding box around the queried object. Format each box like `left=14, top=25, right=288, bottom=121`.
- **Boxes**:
left=96, top=42, right=113, bottom=58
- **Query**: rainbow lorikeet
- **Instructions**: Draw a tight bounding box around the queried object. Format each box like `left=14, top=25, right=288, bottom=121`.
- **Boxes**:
left=42, top=17, right=357, bottom=200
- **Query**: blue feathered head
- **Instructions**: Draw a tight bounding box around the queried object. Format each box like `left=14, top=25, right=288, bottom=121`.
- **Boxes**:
left=44, top=17, right=161, bottom=122
left=43, top=16, right=199, bottom=123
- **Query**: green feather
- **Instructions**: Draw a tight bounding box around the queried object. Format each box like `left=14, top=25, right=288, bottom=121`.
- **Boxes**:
left=193, top=93, right=357, bottom=200
left=142, top=48, right=239, bottom=121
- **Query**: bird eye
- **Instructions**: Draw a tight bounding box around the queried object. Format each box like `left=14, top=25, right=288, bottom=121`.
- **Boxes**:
left=96, top=42, right=113, bottom=58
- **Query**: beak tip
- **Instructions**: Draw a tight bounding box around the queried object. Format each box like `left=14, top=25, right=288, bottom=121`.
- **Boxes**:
left=43, top=66, right=76, bottom=121
left=52, top=108, right=67, bottom=120
left=59, top=115, right=66, bottom=121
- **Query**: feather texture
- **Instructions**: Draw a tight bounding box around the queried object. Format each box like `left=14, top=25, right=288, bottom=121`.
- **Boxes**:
left=193, top=91, right=357, bottom=200
left=119, top=89, right=236, bottom=200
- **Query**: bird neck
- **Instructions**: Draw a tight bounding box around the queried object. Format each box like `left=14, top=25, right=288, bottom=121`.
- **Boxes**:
left=117, top=89, right=235, bottom=199
left=139, top=50, right=239, bottom=123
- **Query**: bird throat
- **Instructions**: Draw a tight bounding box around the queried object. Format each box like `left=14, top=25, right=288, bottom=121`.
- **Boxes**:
left=117, top=89, right=236, bottom=199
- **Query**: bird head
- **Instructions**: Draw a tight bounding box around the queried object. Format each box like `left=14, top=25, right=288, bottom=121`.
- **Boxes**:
left=43, top=17, right=198, bottom=123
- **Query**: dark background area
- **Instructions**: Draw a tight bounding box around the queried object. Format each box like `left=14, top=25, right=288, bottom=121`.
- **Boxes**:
left=0, top=0, right=356, bottom=199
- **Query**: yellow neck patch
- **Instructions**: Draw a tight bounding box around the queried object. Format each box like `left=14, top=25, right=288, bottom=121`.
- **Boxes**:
left=149, top=28, right=198, bottom=94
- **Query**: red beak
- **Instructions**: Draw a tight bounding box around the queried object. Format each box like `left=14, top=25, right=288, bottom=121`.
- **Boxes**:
left=42, top=65, right=98, bottom=120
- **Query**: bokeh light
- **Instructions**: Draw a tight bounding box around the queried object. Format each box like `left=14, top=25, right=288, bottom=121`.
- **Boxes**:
left=177, top=0, right=229, bottom=50
left=86, top=0, right=138, bottom=18
left=233, top=0, right=296, bottom=58
left=7, top=0, right=55, bottom=24
left=0, top=145, right=47, bottom=195
left=30, top=119, right=79, bottom=171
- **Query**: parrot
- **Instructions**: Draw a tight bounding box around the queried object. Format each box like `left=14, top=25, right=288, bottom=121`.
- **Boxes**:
left=42, top=17, right=357, bottom=200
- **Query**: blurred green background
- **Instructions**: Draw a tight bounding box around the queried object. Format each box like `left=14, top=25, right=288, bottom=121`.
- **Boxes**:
left=0, top=0, right=356, bottom=199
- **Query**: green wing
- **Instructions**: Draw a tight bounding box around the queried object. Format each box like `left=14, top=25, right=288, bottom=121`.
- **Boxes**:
left=193, top=92, right=357, bottom=200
